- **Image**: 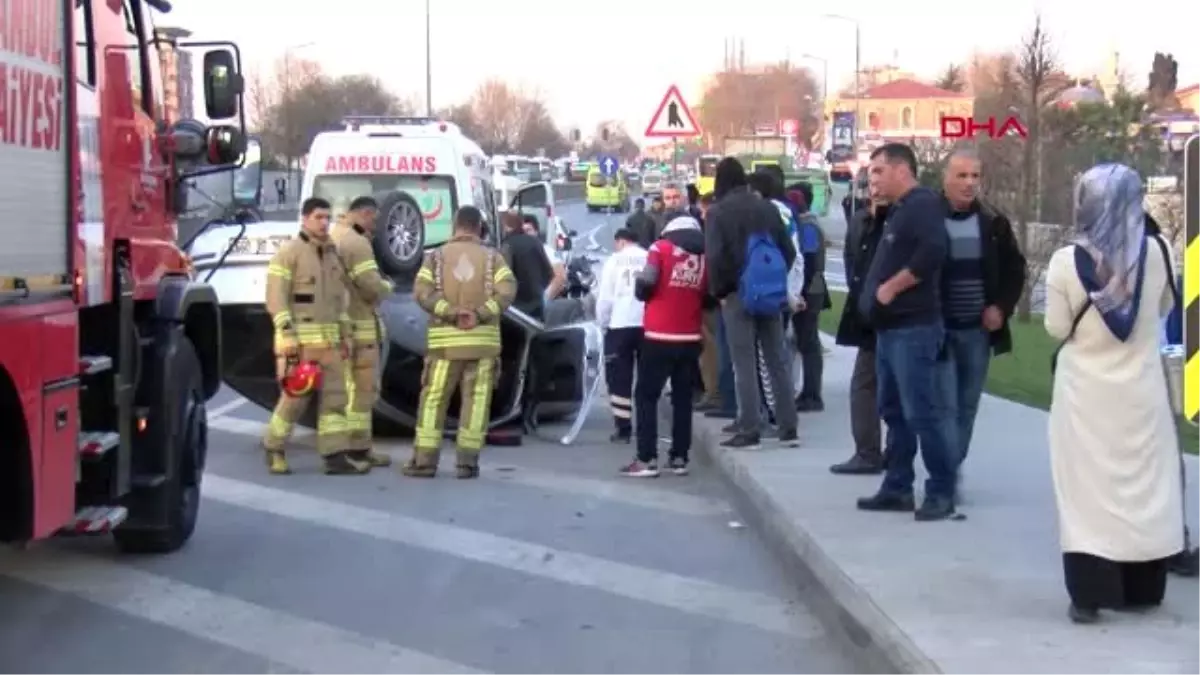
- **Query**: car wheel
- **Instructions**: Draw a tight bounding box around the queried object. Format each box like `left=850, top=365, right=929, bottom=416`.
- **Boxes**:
left=373, top=191, right=426, bottom=277
left=113, top=336, right=204, bottom=554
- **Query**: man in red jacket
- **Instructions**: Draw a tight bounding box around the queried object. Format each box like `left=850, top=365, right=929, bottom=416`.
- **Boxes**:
left=623, top=215, right=710, bottom=478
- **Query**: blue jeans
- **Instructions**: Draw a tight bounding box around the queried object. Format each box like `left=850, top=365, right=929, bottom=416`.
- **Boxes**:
left=875, top=322, right=958, bottom=500
left=716, top=312, right=737, bottom=415
left=944, top=327, right=991, bottom=465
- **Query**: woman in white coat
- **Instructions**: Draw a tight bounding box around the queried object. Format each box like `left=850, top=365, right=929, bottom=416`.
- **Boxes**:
left=1044, top=163, right=1184, bottom=624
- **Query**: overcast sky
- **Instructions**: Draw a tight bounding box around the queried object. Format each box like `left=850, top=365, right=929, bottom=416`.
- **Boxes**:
left=160, top=0, right=1196, bottom=144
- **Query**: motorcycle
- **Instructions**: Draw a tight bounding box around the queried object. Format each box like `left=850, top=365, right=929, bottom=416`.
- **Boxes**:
left=563, top=253, right=597, bottom=298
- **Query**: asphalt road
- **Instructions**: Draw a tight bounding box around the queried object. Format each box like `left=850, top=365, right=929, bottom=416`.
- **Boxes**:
left=0, top=196, right=854, bottom=674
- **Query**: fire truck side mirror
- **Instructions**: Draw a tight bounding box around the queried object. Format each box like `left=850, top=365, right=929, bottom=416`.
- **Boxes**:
left=203, top=49, right=242, bottom=121
left=206, top=126, right=246, bottom=166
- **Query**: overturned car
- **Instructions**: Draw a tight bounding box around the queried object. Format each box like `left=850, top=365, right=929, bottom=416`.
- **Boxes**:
left=187, top=184, right=600, bottom=434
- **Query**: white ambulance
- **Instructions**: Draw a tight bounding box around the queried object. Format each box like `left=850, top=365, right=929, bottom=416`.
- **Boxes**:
left=302, top=116, right=559, bottom=276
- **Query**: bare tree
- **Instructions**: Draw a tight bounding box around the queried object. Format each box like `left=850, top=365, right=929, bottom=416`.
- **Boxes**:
left=253, top=58, right=409, bottom=173
left=698, top=63, right=821, bottom=150
left=935, top=64, right=966, bottom=92
left=469, top=79, right=527, bottom=155
left=583, top=121, right=641, bottom=160
left=245, top=66, right=277, bottom=131
left=1012, top=14, right=1060, bottom=320
left=515, top=99, right=570, bottom=157
left=438, top=103, right=481, bottom=139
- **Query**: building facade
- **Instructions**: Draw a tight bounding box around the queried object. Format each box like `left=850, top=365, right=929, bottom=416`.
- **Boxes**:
left=824, top=78, right=974, bottom=142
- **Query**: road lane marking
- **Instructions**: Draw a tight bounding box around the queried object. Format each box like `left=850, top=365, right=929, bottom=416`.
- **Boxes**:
left=489, top=467, right=732, bottom=518
left=204, top=475, right=824, bottom=638
left=0, top=549, right=484, bottom=674
left=208, top=396, right=249, bottom=420
left=209, top=415, right=312, bottom=438
left=207, top=416, right=729, bottom=519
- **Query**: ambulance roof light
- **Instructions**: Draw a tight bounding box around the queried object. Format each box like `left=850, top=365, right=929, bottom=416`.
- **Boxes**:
left=341, top=116, right=458, bottom=133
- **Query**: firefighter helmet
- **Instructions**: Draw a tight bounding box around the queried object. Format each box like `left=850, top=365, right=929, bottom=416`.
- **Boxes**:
left=281, top=360, right=322, bottom=397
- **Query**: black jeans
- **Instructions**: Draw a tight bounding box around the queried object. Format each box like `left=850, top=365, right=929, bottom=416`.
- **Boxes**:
left=791, top=299, right=824, bottom=400
left=603, top=327, right=642, bottom=435
left=635, top=340, right=701, bottom=463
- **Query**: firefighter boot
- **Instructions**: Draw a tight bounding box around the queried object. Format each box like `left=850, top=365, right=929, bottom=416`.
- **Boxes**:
left=323, top=451, right=372, bottom=475
left=401, top=449, right=439, bottom=478
left=455, top=450, right=480, bottom=480
left=345, top=446, right=392, bottom=467
left=265, top=450, right=292, bottom=475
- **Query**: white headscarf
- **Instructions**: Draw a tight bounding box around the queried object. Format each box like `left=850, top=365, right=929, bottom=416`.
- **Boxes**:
left=1072, top=163, right=1145, bottom=323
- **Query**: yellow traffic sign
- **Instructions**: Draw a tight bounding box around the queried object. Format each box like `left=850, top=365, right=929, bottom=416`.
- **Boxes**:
left=1185, top=134, right=1198, bottom=426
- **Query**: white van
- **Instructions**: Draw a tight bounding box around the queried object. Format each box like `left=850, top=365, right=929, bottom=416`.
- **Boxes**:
left=302, top=116, right=558, bottom=276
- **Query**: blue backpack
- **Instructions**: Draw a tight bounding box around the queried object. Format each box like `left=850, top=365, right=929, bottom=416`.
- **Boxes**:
left=738, top=231, right=788, bottom=316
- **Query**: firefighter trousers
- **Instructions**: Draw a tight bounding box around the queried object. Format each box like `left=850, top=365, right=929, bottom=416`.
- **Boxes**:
left=343, top=342, right=379, bottom=451
left=263, top=345, right=349, bottom=457
left=604, top=327, right=642, bottom=435
left=412, top=357, right=495, bottom=466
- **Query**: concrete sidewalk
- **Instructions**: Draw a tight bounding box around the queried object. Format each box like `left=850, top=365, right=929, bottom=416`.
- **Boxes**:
left=695, top=339, right=1199, bottom=674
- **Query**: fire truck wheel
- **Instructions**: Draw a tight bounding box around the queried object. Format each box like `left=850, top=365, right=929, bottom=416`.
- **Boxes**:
left=372, top=191, right=426, bottom=277
left=113, top=336, right=204, bottom=554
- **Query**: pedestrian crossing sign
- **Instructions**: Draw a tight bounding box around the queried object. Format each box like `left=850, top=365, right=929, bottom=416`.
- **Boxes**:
left=1184, top=134, right=1198, bottom=427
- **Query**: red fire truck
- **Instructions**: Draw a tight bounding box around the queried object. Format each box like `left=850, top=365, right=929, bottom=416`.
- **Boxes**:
left=0, top=0, right=245, bottom=553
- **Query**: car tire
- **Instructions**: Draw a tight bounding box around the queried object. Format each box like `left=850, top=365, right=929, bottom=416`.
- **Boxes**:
left=373, top=191, right=426, bottom=277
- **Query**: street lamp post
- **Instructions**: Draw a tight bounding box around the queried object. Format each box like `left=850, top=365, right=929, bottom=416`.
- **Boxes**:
left=424, top=0, right=433, bottom=116
left=821, top=14, right=861, bottom=201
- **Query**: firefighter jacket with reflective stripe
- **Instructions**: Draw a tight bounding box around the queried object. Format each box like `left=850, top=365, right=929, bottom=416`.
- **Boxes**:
left=265, top=231, right=352, bottom=350
left=414, top=233, right=516, bottom=360
left=333, top=223, right=394, bottom=344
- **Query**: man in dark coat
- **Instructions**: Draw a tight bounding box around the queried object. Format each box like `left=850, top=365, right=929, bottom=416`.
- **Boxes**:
left=830, top=191, right=889, bottom=474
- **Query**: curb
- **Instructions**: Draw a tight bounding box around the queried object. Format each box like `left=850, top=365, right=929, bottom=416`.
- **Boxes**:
left=691, top=421, right=941, bottom=674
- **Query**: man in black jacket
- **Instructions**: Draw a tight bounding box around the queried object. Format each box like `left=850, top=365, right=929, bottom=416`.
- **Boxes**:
left=940, top=149, right=1025, bottom=474
left=499, top=211, right=554, bottom=320
left=830, top=190, right=889, bottom=475
left=624, top=198, right=657, bottom=250
left=705, top=157, right=799, bottom=449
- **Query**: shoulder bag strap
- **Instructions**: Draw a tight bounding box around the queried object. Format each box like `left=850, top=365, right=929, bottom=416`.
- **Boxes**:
left=1151, top=234, right=1181, bottom=307
left=1051, top=298, right=1093, bottom=374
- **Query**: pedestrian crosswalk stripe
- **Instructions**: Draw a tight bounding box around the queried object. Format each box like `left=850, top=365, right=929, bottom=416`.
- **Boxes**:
left=492, top=466, right=732, bottom=518
left=0, top=548, right=484, bottom=674
left=208, top=396, right=250, bottom=420
left=204, top=475, right=824, bottom=638
left=209, top=414, right=312, bottom=438
left=209, top=414, right=732, bottom=519
left=1185, top=135, right=1199, bottom=427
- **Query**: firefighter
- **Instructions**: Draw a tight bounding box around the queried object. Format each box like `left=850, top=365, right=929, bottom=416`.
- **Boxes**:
left=403, top=205, right=516, bottom=479
left=263, top=197, right=369, bottom=475
left=332, top=195, right=395, bottom=468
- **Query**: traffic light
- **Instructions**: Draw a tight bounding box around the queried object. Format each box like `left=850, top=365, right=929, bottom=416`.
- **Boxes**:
left=601, top=128, right=610, bottom=142
left=570, top=129, right=581, bottom=142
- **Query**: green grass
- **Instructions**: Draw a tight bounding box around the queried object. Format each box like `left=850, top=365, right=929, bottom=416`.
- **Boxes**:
left=820, top=290, right=1199, bottom=455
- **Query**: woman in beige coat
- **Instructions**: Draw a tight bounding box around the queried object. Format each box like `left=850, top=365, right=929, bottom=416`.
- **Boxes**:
left=1044, top=163, right=1184, bottom=624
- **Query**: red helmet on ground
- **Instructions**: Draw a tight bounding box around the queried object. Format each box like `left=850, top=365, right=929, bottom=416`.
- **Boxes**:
left=281, top=360, right=322, bottom=397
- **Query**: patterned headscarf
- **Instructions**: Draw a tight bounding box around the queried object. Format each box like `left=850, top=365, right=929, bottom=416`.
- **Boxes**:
left=1072, top=163, right=1146, bottom=338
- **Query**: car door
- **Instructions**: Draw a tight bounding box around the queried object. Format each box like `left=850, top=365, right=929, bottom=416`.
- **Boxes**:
left=510, top=181, right=558, bottom=242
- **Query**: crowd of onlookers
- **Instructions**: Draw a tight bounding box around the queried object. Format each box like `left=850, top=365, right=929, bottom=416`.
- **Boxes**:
left=581, top=143, right=1196, bottom=625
